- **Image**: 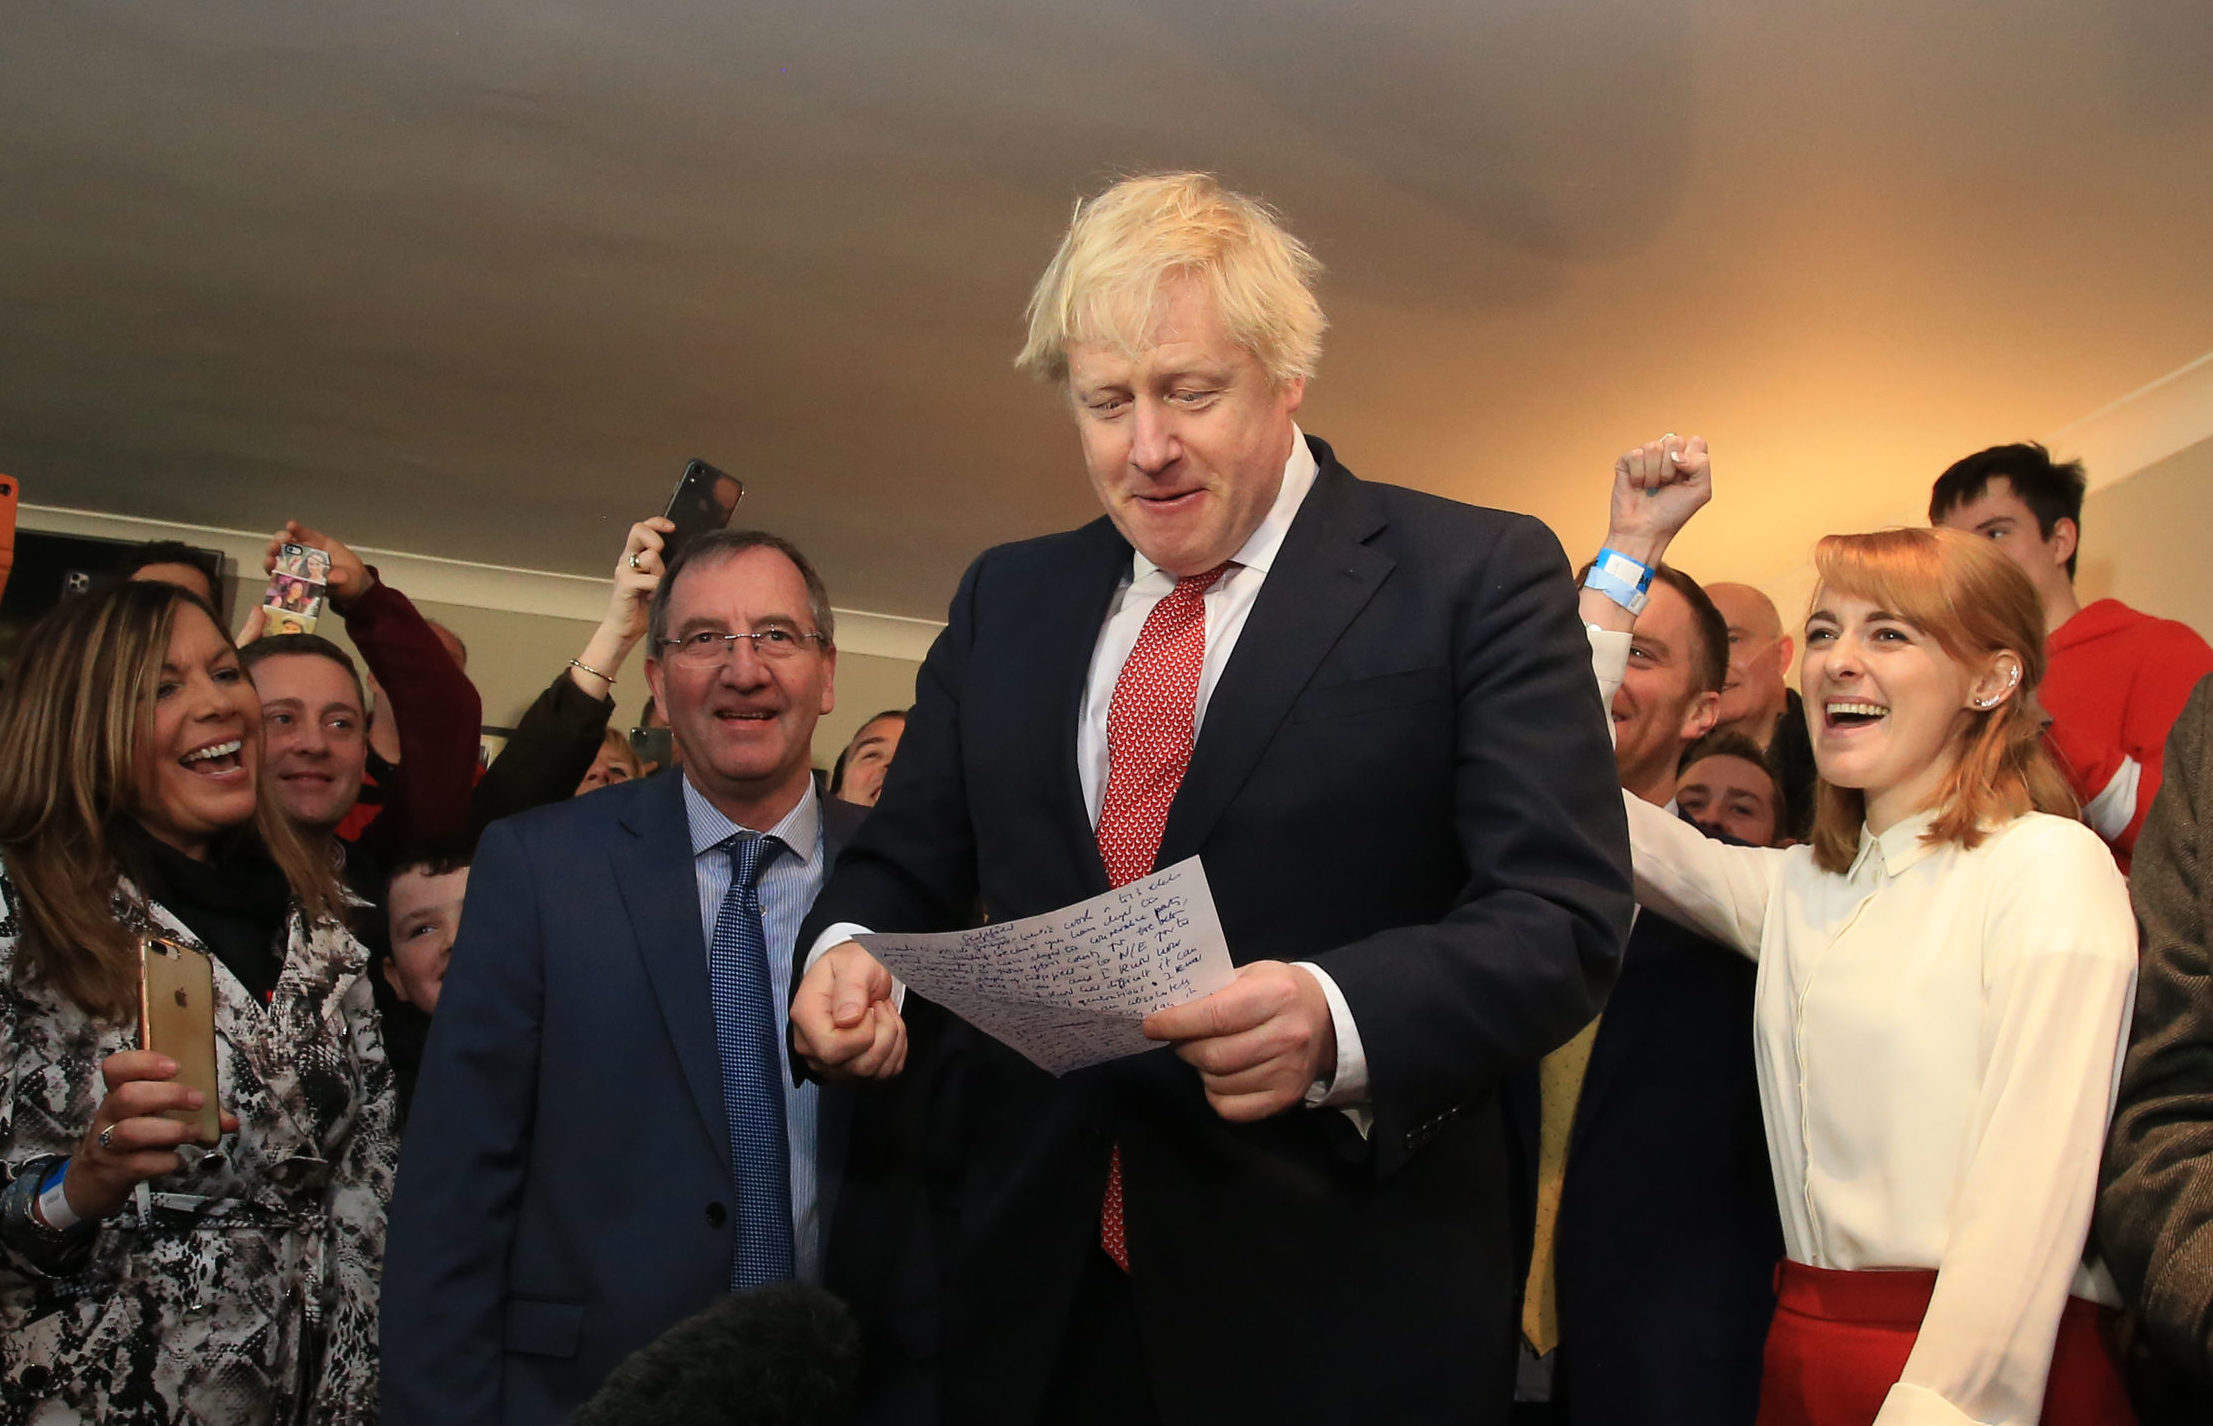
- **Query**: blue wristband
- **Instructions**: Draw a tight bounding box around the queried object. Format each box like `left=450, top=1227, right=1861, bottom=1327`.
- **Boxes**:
left=1584, top=548, right=1655, bottom=615
left=34, top=1158, right=84, bottom=1232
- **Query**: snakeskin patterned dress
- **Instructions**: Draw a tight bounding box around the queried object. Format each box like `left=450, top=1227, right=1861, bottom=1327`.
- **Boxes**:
left=0, top=875, right=398, bottom=1425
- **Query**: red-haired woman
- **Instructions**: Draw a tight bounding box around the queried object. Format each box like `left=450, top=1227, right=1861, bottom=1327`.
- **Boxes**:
left=1578, top=438, right=2136, bottom=1425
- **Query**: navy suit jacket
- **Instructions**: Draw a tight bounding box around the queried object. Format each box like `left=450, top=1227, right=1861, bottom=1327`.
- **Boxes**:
left=806, top=437, right=1634, bottom=1426
left=380, top=772, right=866, bottom=1426
left=1508, top=852, right=1782, bottom=1426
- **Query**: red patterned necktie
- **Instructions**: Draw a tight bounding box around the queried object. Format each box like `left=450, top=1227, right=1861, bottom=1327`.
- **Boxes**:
left=1095, top=561, right=1232, bottom=1271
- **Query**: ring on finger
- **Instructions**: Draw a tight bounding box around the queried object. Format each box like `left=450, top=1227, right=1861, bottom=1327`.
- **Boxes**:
left=627, top=552, right=643, bottom=571
left=96, top=1124, right=117, bottom=1151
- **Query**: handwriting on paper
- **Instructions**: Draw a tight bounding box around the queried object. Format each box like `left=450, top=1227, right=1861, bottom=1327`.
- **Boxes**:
left=855, top=857, right=1234, bottom=1075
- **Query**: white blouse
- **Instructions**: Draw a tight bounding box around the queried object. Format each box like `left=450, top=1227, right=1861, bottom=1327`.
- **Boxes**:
left=1591, top=630, right=2137, bottom=1426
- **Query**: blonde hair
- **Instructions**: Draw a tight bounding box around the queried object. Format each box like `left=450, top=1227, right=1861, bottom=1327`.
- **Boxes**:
left=1016, top=172, right=1326, bottom=387
left=0, top=582, right=346, bottom=1019
left=594, top=727, right=643, bottom=782
left=1805, top=527, right=2077, bottom=874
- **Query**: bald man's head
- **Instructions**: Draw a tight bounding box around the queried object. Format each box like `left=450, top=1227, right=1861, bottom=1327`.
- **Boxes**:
left=1706, top=582, right=1794, bottom=744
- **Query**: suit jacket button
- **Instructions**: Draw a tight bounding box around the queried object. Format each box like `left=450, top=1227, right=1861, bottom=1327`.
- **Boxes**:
left=706, top=1202, right=728, bottom=1228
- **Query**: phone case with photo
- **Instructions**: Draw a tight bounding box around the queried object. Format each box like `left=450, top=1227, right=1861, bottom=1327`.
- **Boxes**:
left=262, top=544, right=330, bottom=634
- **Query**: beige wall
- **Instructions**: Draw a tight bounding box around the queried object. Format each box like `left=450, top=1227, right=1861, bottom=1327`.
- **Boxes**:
left=2077, top=435, right=2213, bottom=642
left=397, top=424, right=2210, bottom=765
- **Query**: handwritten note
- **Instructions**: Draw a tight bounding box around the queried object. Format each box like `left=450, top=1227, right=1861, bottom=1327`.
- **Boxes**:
left=855, top=857, right=1234, bottom=1075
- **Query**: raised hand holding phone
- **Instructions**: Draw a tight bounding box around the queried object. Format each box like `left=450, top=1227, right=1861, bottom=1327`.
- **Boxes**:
left=262, top=521, right=373, bottom=608
left=659, top=459, right=744, bottom=565
left=563, top=517, right=674, bottom=701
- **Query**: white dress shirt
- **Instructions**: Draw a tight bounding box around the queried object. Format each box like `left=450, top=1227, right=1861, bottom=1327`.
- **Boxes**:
left=1590, top=628, right=2137, bottom=1426
left=683, top=777, right=828, bottom=1286
left=814, top=426, right=1370, bottom=1110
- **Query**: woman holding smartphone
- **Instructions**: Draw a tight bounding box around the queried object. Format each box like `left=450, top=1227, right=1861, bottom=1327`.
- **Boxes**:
left=0, top=580, right=396, bottom=1425
left=1579, top=439, right=2136, bottom=1425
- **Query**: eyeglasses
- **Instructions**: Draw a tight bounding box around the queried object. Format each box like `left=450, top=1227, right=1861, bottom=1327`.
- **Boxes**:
left=656, top=628, right=829, bottom=667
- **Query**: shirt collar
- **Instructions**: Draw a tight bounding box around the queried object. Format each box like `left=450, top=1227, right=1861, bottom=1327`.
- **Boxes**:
left=681, top=774, right=823, bottom=866
left=1128, top=424, right=1319, bottom=587
left=1846, top=807, right=1944, bottom=882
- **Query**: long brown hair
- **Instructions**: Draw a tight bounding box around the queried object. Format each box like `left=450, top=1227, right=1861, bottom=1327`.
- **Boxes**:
left=0, top=581, right=346, bottom=1019
left=1806, top=528, right=2078, bottom=873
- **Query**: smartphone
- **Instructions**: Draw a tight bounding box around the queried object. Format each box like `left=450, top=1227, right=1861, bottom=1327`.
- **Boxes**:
left=0, top=474, right=17, bottom=604
left=660, top=459, right=745, bottom=564
left=629, top=726, right=674, bottom=769
left=138, top=936, right=222, bottom=1147
left=260, top=541, right=329, bottom=636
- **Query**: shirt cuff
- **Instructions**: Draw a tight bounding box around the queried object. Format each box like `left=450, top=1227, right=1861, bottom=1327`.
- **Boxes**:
left=1295, top=961, right=1370, bottom=1110
left=2082, top=756, right=2140, bottom=843
left=806, top=923, right=905, bottom=1011
left=1872, top=1381, right=1977, bottom=1426
left=1587, top=626, right=1631, bottom=750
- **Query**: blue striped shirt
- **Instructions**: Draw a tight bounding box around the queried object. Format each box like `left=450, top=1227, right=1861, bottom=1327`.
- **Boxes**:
left=682, top=777, right=825, bottom=1285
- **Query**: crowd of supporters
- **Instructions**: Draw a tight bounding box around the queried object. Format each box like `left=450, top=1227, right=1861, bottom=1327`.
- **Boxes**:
left=2, top=171, right=2212, bottom=1426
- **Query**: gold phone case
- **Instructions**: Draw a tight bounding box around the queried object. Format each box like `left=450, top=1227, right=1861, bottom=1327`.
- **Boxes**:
left=138, top=936, right=222, bottom=1146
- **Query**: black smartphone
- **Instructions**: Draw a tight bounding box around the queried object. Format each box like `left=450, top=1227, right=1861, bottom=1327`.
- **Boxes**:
left=661, top=459, right=745, bottom=564
left=629, top=726, right=674, bottom=770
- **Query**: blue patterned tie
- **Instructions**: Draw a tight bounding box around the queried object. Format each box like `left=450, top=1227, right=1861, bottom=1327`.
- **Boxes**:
left=709, top=831, right=796, bottom=1288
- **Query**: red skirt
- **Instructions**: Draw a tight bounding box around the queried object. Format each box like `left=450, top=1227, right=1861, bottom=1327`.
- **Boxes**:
left=1757, top=1261, right=2135, bottom=1426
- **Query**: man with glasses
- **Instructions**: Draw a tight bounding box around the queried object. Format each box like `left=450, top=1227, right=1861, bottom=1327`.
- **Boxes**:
left=382, top=530, right=869, bottom=1426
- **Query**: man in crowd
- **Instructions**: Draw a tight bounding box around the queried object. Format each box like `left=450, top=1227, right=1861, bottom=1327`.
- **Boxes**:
left=1676, top=730, right=1788, bottom=848
left=122, top=538, right=223, bottom=607
left=828, top=709, right=905, bottom=807
left=1598, top=566, right=1723, bottom=806
left=1703, top=582, right=1815, bottom=841
left=237, top=522, right=479, bottom=1128
left=1932, top=442, right=2213, bottom=871
left=1515, top=551, right=1781, bottom=1426
left=2101, top=674, right=2213, bottom=1416
left=383, top=531, right=869, bottom=1426
left=237, top=522, right=480, bottom=878
left=791, top=172, right=1631, bottom=1424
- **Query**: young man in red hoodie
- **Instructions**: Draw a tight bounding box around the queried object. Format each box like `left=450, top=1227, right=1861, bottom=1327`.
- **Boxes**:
left=1932, top=442, right=2213, bottom=871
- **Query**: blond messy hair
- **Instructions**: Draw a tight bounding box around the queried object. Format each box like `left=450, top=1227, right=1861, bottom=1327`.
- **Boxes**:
left=1805, top=527, right=2077, bottom=874
left=1016, top=172, right=1326, bottom=388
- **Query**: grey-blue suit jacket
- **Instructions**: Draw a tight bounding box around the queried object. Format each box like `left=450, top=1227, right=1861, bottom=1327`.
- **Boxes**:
left=380, top=771, right=864, bottom=1426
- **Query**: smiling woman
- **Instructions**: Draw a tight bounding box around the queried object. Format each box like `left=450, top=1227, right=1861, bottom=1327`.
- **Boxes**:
left=1800, top=528, right=2078, bottom=874
left=0, top=580, right=396, bottom=1426
left=1584, top=439, right=2140, bottom=1426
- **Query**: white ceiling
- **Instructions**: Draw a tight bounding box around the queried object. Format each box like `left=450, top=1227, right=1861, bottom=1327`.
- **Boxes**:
left=7, top=0, right=2212, bottom=619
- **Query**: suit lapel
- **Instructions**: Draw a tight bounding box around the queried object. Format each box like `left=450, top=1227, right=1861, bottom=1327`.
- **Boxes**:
left=1044, top=518, right=1138, bottom=900
left=612, top=773, right=732, bottom=1177
left=1156, top=456, right=1394, bottom=868
left=1568, top=927, right=1636, bottom=1148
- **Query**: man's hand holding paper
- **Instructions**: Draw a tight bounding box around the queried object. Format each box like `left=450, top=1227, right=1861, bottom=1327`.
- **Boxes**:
left=1142, top=960, right=1337, bottom=1123
left=795, top=858, right=1266, bottom=1090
